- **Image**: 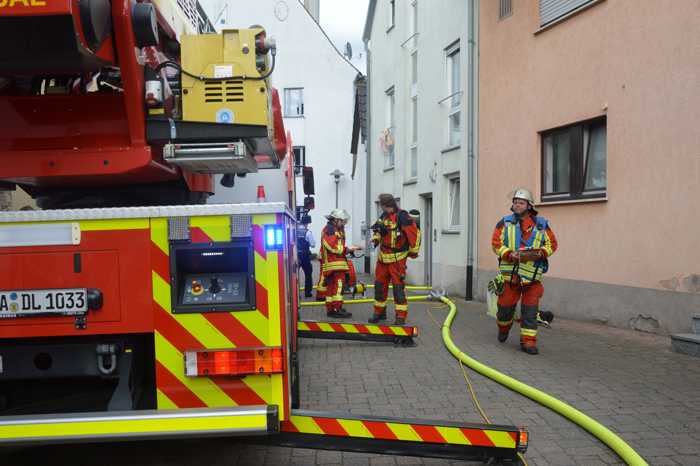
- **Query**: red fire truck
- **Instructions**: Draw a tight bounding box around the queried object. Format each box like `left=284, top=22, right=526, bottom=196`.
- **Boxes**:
left=0, top=0, right=527, bottom=463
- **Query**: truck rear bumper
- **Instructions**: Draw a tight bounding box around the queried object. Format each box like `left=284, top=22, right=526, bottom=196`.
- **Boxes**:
left=255, top=409, right=526, bottom=462
left=0, top=405, right=278, bottom=446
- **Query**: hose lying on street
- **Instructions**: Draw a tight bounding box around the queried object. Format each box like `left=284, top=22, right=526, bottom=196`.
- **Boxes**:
left=299, top=295, right=430, bottom=307
left=437, top=295, right=648, bottom=466
left=300, top=285, right=432, bottom=292
left=299, top=290, right=647, bottom=464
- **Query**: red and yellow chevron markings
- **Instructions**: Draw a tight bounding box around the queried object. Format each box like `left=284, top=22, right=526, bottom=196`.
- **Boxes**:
left=280, top=411, right=523, bottom=455
left=150, top=214, right=286, bottom=414
left=297, top=320, right=418, bottom=345
left=298, top=321, right=417, bottom=337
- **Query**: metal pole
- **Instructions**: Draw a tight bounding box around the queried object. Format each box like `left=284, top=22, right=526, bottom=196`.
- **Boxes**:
left=363, top=43, right=372, bottom=274
left=465, top=0, right=478, bottom=301
left=335, top=181, right=339, bottom=208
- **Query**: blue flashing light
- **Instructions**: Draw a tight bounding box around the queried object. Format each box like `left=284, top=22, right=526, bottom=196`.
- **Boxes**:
left=264, top=225, right=285, bottom=250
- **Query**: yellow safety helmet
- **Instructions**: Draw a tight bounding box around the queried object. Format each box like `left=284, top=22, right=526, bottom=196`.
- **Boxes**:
left=512, top=188, right=535, bottom=206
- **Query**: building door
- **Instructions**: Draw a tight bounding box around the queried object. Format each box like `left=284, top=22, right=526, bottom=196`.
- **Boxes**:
left=422, top=194, right=433, bottom=285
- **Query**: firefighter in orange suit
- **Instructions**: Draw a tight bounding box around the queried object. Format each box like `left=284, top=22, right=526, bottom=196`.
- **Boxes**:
left=320, top=209, right=362, bottom=318
left=491, top=188, right=558, bottom=355
left=315, top=260, right=327, bottom=302
left=369, top=194, right=421, bottom=325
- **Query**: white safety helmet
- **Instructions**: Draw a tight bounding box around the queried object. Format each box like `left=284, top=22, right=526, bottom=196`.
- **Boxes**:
left=326, top=209, right=350, bottom=221
left=512, top=188, right=535, bottom=206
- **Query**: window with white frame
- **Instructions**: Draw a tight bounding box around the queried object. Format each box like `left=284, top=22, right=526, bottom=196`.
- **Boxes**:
left=446, top=42, right=461, bottom=147
left=382, top=86, right=396, bottom=170
left=284, top=88, right=304, bottom=117
left=446, top=174, right=461, bottom=228
left=407, top=52, right=418, bottom=179
left=387, top=0, right=395, bottom=31
left=408, top=97, right=418, bottom=179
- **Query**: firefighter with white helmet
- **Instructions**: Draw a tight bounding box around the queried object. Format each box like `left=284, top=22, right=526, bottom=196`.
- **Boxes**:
left=491, top=188, right=558, bottom=354
left=319, top=209, right=361, bottom=318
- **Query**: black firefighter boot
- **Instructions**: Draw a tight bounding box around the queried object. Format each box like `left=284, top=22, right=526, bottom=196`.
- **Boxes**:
left=392, top=285, right=408, bottom=326
left=520, top=305, right=540, bottom=355
left=370, top=281, right=388, bottom=323
left=496, top=305, right=516, bottom=343
left=328, top=308, right=353, bottom=318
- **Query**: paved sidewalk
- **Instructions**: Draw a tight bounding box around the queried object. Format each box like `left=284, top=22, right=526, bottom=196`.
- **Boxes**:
left=5, top=294, right=700, bottom=466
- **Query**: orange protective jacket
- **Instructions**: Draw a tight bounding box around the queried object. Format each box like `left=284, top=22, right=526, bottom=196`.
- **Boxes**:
left=320, top=223, right=349, bottom=273
left=372, top=210, right=421, bottom=264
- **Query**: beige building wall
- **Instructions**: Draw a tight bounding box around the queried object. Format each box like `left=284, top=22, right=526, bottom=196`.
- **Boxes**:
left=478, top=0, right=700, bottom=334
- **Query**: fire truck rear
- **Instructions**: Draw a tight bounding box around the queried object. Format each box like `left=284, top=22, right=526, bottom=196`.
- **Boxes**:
left=0, top=1, right=527, bottom=462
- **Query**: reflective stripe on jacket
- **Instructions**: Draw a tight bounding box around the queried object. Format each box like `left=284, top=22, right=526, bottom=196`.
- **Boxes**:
left=372, top=210, right=421, bottom=264
left=492, top=214, right=557, bottom=284
left=321, top=223, right=349, bottom=272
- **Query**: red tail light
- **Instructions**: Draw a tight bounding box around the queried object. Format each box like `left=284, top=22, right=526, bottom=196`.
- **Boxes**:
left=185, top=347, right=284, bottom=377
left=517, top=428, right=529, bottom=452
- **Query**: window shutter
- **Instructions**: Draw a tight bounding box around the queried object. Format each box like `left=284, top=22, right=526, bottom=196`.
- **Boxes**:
left=540, top=0, right=592, bottom=26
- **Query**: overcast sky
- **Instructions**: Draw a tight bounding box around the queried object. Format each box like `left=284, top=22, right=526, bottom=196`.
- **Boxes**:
left=318, top=0, right=370, bottom=73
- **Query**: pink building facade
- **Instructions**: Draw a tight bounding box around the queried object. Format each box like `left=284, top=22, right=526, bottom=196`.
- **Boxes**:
left=477, top=0, right=700, bottom=334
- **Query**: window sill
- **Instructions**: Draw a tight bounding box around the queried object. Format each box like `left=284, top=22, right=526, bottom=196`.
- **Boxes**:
left=284, top=115, right=305, bottom=119
left=539, top=196, right=607, bottom=206
left=403, top=178, right=417, bottom=186
left=534, top=0, right=606, bottom=35
left=441, top=145, right=461, bottom=154
left=383, top=166, right=395, bottom=173
left=441, top=228, right=461, bottom=235
left=499, top=12, right=513, bottom=21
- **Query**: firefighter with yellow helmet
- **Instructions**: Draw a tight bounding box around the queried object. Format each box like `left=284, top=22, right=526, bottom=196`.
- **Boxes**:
left=491, top=188, right=558, bottom=354
left=320, top=209, right=362, bottom=318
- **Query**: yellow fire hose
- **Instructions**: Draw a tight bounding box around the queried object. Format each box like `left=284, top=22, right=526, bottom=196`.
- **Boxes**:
left=299, top=295, right=430, bottom=307
left=363, top=284, right=433, bottom=290
left=300, top=292, right=647, bottom=465
left=437, top=295, right=648, bottom=466
left=300, top=285, right=432, bottom=292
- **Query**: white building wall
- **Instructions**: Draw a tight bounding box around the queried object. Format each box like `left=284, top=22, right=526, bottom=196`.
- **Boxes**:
left=366, top=0, right=472, bottom=293
left=202, top=0, right=366, bottom=251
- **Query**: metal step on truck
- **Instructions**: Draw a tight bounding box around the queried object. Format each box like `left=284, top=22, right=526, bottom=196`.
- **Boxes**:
left=0, top=0, right=528, bottom=463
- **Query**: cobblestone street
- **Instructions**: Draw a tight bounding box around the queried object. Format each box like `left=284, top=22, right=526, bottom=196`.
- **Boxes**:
left=6, top=293, right=700, bottom=466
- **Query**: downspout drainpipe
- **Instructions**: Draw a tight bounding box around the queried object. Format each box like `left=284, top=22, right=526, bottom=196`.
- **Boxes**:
left=465, top=0, right=478, bottom=300
left=363, top=41, right=372, bottom=274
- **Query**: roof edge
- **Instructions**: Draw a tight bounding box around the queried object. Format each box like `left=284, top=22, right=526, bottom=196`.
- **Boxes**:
left=362, top=0, right=377, bottom=43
